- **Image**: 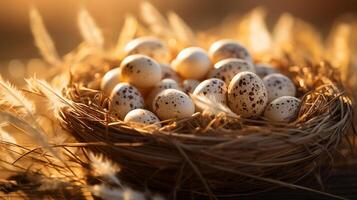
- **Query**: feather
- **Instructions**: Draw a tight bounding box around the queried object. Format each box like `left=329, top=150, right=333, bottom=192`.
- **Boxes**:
left=140, top=1, right=172, bottom=36
left=191, top=94, right=239, bottom=118
left=26, top=78, right=73, bottom=114
left=78, top=7, right=104, bottom=48
left=168, top=11, right=196, bottom=45
left=90, top=184, right=146, bottom=200
left=0, top=111, right=55, bottom=158
left=0, top=75, right=35, bottom=115
left=29, top=7, right=62, bottom=66
left=114, top=14, right=138, bottom=57
left=89, top=153, right=121, bottom=186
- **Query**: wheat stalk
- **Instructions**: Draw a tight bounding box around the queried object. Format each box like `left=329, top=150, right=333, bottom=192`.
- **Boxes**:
left=114, top=14, right=138, bottom=57
left=0, top=75, right=35, bottom=115
left=140, top=1, right=172, bottom=37
left=168, top=11, right=196, bottom=45
left=29, top=7, right=62, bottom=66
left=78, top=7, right=104, bottom=48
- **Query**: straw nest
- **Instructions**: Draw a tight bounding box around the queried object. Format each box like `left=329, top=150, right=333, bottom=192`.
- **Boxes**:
left=59, top=55, right=353, bottom=198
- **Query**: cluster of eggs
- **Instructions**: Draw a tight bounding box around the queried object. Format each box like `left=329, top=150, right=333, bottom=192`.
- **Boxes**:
left=101, top=37, right=301, bottom=128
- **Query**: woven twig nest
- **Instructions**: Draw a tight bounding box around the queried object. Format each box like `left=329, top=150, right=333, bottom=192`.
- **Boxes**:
left=59, top=56, right=353, bottom=198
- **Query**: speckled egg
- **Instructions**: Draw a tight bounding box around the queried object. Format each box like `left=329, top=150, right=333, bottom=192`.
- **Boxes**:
left=263, top=73, right=296, bottom=102
left=124, top=108, right=161, bottom=128
left=182, top=79, right=200, bottom=93
left=264, top=96, right=301, bottom=122
left=101, top=68, right=121, bottom=97
left=124, top=37, right=170, bottom=63
left=209, top=58, right=255, bottom=84
left=172, top=47, right=211, bottom=79
left=255, top=63, right=279, bottom=78
left=146, top=79, right=181, bottom=110
left=153, top=89, right=195, bottom=120
left=193, top=78, right=227, bottom=104
left=120, top=55, right=162, bottom=88
left=228, top=72, right=268, bottom=117
left=209, top=39, right=253, bottom=63
left=160, top=63, right=181, bottom=82
left=110, top=83, right=144, bottom=119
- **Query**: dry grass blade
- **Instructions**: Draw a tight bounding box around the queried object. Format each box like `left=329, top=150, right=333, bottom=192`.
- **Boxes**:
left=140, top=1, right=172, bottom=37
left=191, top=94, right=238, bottom=118
left=29, top=7, right=62, bottom=66
left=0, top=75, right=35, bottom=115
left=168, top=11, right=196, bottom=45
left=89, top=153, right=121, bottom=186
left=115, top=14, right=138, bottom=57
left=78, top=7, right=104, bottom=48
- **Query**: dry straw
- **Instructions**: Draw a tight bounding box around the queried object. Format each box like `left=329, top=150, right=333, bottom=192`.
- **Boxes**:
left=0, top=2, right=356, bottom=200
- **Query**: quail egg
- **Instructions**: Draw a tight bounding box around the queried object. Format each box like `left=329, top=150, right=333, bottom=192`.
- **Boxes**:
left=120, top=55, right=162, bottom=88
left=264, top=96, right=301, bottom=122
left=153, top=89, right=195, bottom=120
left=255, top=63, right=278, bottom=78
left=209, top=58, right=255, bottom=84
left=124, top=108, right=161, bottom=128
left=101, top=68, right=121, bottom=97
left=193, top=78, right=227, bottom=104
left=209, top=39, right=253, bottom=63
left=172, top=47, right=211, bottom=79
left=228, top=72, right=268, bottom=117
left=263, top=73, right=296, bottom=102
left=110, top=83, right=144, bottom=119
left=124, top=36, right=170, bottom=63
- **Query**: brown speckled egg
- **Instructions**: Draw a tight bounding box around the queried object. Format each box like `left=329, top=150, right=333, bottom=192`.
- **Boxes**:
left=172, top=47, right=211, bottom=79
left=209, top=39, right=253, bottom=63
left=209, top=58, right=255, bottom=84
left=263, top=73, right=296, bottom=102
left=160, top=63, right=181, bottom=82
left=193, top=78, right=227, bottom=104
left=146, top=79, right=181, bottom=110
left=153, top=89, right=195, bottom=120
left=120, top=55, right=162, bottom=88
left=182, top=79, right=200, bottom=93
left=110, top=83, right=144, bottom=119
left=124, top=37, right=170, bottom=63
left=255, top=63, right=278, bottom=78
left=264, top=96, right=301, bottom=122
left=101, top=68, right=121, bottom=97
left=228, top=72, right=268, bottom=117
left=124, top=108, right=161, bottom=128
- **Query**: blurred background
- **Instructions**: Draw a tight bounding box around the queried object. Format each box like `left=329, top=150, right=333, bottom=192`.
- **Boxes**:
left=0, top=0, right=356, bottom=81
left=1, top=0, right=357, bottom=59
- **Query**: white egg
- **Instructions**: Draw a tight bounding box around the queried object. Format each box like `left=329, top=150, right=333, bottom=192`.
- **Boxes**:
left=228, top=72, right=268, bottom=117
left=124, top=108, right=161, bottom=128
left=193, top=78, right=227, bottom=104
left=255, top=63, right=278, bottom=78
left=110, top=83, right=144, bottom=119
left=120, top=55, right=162, bottom=88
left=182, top=79, right=200, bottom=94
left=264, top=96, right=301, bottom=122
left=209, top=58, right=255, bottom=84
left=124, top=37, right=170, bottom=63
left=146, top=79, right=181, bottom=110
left=101, top=68, right=121, bottom=97
left=160, top=63, right=181, bottom=82
left=209, top=39, right=253, bottom=63
left=172, top=47, right=212, bottom=79
left=153, top=89, right=195, bottom=120
left=263, top=73, right=296, bottom=102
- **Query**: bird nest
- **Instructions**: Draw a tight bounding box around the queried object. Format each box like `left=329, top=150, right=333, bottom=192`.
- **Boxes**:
left=59, top=56, right=353, bottom=198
